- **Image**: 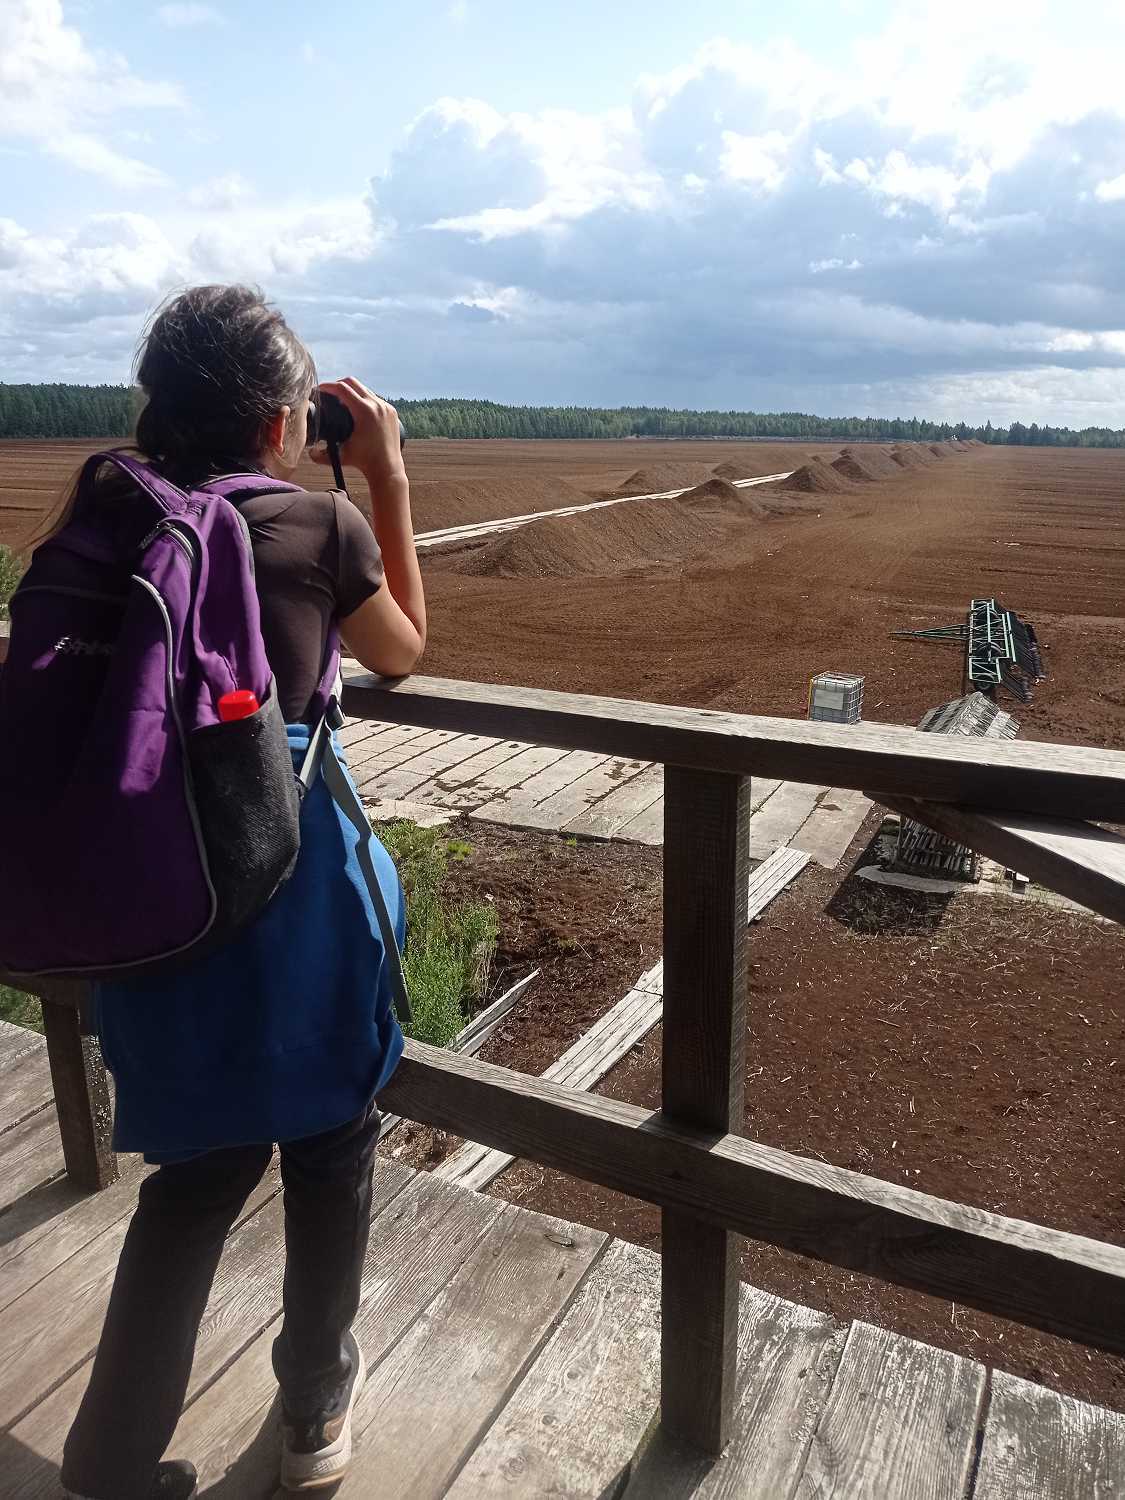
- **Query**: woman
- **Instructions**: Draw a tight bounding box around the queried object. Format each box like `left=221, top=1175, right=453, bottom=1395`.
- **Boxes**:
left=58, top=284, right=426, bottom=1500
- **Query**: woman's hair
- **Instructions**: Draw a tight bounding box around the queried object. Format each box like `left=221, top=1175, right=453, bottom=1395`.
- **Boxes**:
left=20, top=285, right=315, bottom=551
left=134, top=284, right=316, bottom=476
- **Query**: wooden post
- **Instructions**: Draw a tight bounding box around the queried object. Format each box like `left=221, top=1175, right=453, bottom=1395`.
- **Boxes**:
left=40, top=995, right=117, bottom=1192
left=660, top=765, right=751, bottom=1454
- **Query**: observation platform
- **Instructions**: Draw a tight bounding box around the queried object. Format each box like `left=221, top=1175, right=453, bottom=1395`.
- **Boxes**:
left=2, top=1026, right=1122, bottom=1499
left=340, top=717, right=871, bottom=869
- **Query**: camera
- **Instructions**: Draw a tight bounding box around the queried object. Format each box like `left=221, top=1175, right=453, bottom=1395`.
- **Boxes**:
left=307, top=390, right=406, bottom=451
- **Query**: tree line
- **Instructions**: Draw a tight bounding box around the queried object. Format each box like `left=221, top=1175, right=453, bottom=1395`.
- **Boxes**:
left=1, top=383, right=1123, bottom=448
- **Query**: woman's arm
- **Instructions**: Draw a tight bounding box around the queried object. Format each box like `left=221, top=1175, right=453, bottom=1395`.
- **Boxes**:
left=314, top=378, right=427, bottom=677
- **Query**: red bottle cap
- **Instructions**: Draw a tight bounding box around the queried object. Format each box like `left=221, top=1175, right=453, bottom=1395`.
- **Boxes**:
left=218, top=690, right=260, bottom=723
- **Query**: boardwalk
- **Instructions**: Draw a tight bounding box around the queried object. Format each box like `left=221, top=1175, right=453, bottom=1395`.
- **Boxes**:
left=340, top=719, right=871, bottom=868
left=2, top=1029, right=1122, bottom=1498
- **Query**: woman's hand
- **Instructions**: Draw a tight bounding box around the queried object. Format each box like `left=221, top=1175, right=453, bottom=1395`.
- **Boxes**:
left=311, top=377, right=405, bottom=487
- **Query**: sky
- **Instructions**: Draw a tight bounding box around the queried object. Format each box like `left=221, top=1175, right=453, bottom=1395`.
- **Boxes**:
left=4, top=1, right=1125, bottom=426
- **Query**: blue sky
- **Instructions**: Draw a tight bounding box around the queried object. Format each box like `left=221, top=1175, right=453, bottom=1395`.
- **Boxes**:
left=4, top=0, right=1125, bottom=425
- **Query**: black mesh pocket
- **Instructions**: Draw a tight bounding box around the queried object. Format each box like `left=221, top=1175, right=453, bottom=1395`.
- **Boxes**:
left=188, top=687, right=301, bottom=947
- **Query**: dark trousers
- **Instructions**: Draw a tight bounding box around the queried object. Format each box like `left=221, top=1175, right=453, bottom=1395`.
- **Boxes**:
left=60, top=1103, right=381, bottom=1500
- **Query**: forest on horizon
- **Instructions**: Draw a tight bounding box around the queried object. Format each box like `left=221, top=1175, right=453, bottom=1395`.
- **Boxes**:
left=0, top=383, right=1121, bottom=448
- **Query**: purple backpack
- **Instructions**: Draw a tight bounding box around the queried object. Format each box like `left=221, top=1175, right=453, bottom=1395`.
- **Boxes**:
left=0, top=450, right=340, bottom=982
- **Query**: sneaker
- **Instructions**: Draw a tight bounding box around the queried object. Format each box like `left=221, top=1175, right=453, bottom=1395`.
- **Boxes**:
left=280, top=1333, right=367, bottom=1492
left=64, top=1460, right=198, bottom=1499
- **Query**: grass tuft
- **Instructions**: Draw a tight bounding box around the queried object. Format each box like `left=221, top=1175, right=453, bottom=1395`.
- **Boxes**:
left=0, top=985, right=43, bottom=1033
left=0, top=545, right=23, bottom=621
left=376, top=820, right=498, bottom=1048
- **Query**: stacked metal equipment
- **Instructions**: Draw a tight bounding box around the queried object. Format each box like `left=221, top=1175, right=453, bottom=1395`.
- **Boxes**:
left=893, top=692, right=1020, bottom=880
left=891, top=598, right=1045, bottom=703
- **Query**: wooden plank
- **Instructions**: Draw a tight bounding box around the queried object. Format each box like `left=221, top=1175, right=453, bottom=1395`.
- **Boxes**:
left=794, top=1322, right=985, bottom=1500
left=337, top=718, right=398, bottom=751
left=614, top=788, right=666, bottom=845
left=624, top=1283, right=844, bottom=1500
left=40, top=1001, right=116, bottom=1193
left=661, top=766, right=750, bottom=1454
left=164, top=1165, right=498, bottom=1496
left=0, top=1106, right=64, bottom=1217
left=381, top=1040, right=1125, bottom=1357
left=439, top=987, right=662, bottom=1191
left=878, top=795, right=1125, bottom=925
left=447, top=1238, right=661, bottom=1498
left=0, top=1159, right=287, bottom=1434
left=750, top=777, right=783, bottom=810
left=454, top=969, right=541, bottom=1057
left=452, top=741, right=571, bottom=801
left=562, top=762, right=664, bottom=840
left=747, top=781, right=830, bottom=861
left=344, top=722, right=442, bottom=776
left=635, top=957, right=664, bottom=994
left=0, top=1018, right=43, bottom=1068
left=359, top=732, right=504, bottom=802
left=791, top=786, right=872, bottom=868
left=350, top=727, right=464, bottom=793
left=746, top=847, right=810, bottom=923
left=490, top=755, right=650, bottom=833
left=973, top=1368, right=1125, bottom=1499
left=3, top=1162, right=412, bottom=1495
left=472, top=749, right=611, bottom=827
left=338, top=1203, right=606, bottom=1497
left=396, top=736, right=533, bottom=810
left=342, top=672, right=1125, bottom=821
left=0, top=1037, right=53, bottom=1138
left=0, top=1158, right=146, bottom=1315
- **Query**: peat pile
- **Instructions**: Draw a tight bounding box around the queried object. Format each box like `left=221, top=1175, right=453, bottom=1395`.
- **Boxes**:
left=831, top=452, right=882, bottom=483
left=927, top=443, right=950, bottom=458
left=770, top=456, right=855, bottom=494
left=409, top=476, right=589, bottom=532
left=840, top=445, right=902, bottom=478
left=450, top=478, right=757, bottom=579
left=889, top=445, right=931, bottom=469
left=713, top=459, right=762, bottom=482
left=615, top=463, right=721, bottom=496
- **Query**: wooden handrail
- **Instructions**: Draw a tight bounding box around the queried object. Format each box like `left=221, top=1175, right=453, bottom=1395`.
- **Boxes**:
left=381, top=1039, right=1125, bottom=1357
left=342, top=671, right=1125, bottom=821
left=14, top=675, right=1125, bottom=1459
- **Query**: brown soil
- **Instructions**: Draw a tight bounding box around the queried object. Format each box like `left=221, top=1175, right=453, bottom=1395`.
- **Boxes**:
left=929, top=443, right=951, bottom=458
left=414, top=445, right=1125, bottom=750
left=391, top=816, right=1125, bottom=1411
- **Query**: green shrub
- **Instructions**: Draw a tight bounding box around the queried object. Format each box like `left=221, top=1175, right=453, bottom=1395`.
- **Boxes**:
left=376, top=820, right=498, bottom=1048
left=0, top=985, right=43, bottom=1033
left=0, top=546, right=22, bottom=621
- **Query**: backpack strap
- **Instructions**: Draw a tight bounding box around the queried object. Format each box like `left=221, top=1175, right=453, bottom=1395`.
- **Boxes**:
left=76, top=450, right=190, bottom=516
left=299, top=706, right=412, bottom=1026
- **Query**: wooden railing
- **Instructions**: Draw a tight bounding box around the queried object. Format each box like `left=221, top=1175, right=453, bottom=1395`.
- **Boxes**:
left=14, top=672, right=1125, bottom=1456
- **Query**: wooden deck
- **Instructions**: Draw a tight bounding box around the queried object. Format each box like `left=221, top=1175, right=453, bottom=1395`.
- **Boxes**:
left=2, top=1032, right=1123, bottom=1498
left=340, top=719, right=871, bottom=868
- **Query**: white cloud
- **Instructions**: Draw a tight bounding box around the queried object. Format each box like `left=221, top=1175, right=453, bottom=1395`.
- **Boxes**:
left=1095, top=172, right=1125, bottom=203
left=10, top=2, right=1125, bottom=425
left=187, top=171, right=250, bottom=210
left=0, top=0, right=180, bottom=186
left=156, top=3, right=224, bottom=27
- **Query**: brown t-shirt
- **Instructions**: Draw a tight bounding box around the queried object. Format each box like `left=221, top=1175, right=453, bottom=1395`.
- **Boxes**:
left=232, top=487, right=384, bottom=722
